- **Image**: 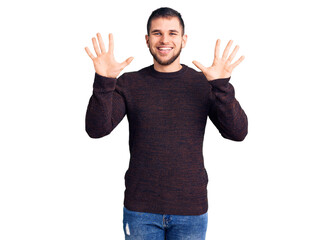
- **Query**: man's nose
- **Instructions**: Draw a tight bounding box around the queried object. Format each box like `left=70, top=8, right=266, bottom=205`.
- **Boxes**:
left=160, top=34, right=170, bottom=44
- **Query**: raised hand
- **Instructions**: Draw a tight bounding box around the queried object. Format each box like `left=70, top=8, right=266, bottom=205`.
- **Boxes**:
left=193, top=39, right=245, bottom=81
left=85, top=33, right=134, bottom=78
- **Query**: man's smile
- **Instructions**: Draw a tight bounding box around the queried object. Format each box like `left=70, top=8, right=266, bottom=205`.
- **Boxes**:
left=157, top=46, right=173, bottom=54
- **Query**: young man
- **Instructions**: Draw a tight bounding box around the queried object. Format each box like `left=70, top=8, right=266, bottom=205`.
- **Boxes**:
left=85, top=7, right=248, bottom=240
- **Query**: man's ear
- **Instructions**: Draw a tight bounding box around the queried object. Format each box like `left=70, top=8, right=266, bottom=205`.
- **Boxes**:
left=145, top=35, right=149, bottom=47
left=182, top=34, right=188, bottom=48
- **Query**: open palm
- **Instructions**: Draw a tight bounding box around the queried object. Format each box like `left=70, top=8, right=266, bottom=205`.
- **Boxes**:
left=193, top=39, right=244, bottom=81
left=85, top=33, right=134, bottom=78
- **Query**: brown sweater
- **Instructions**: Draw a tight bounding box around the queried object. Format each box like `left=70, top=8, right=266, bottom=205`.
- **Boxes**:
left=85, top=64, right=248, bottom=215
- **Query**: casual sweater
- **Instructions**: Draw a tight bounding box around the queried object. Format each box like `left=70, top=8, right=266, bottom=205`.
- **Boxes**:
left=85, top=64, right=248, bottom=215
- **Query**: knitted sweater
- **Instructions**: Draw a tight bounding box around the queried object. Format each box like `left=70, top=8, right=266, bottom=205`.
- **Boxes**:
left=85, top=64, right=248, bottom=215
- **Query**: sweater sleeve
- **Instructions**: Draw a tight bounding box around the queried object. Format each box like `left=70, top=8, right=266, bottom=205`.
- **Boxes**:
left=208, top=77, right=248, bottom=141
left=85, top=72, right=127, bottom=138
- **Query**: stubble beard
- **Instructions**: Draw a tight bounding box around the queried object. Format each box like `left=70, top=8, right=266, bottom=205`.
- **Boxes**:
left=149, top=45, right=182, bottom=66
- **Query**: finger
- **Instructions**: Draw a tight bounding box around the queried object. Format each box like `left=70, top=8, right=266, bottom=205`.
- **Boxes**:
left=108, top=33, right=114, bottom=53
left=92, top=37, right=101, bottom=56
left=227, top=45, right=239, bottom=63
left=84, top=47, right=95, bottom=60
left=192, top=60, right=207, bottom=72
left=96, top=33, right=106, bottom=53
left=214, top=39, right=221, bottom=59
left=120, top=57, right=134, bottom=69
left=230, top=56, right=245, bottom=70
left=222, top=40, right=233, bottom=60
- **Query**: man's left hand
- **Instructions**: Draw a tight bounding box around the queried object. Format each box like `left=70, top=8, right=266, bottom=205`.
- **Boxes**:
left=193, top=39, right=245, bottom=81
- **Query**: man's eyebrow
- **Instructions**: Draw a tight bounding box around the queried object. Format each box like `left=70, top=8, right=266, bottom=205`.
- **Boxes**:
left=150, top=29, right=179, bottom=33
left=151, top=29, right=161, bottom=33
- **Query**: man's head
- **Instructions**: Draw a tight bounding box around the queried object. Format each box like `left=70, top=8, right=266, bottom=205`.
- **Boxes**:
left=145, top=7, right=188, bottom=70
left=147, top=7, right=185, bottom=36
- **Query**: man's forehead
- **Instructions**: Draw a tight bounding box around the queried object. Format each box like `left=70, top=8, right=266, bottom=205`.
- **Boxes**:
left=150, top=17, right=181, bottom=31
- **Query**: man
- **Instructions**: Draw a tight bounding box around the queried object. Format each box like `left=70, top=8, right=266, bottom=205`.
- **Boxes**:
left=85, top=7, right=247, bottom=240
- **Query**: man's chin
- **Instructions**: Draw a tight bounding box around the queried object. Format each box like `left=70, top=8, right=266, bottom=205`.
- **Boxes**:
left=156, top=59, right=175, bottom=65
left=149, top=48, right=182, bottom=66
left=153, top=54, right=180, bottom=66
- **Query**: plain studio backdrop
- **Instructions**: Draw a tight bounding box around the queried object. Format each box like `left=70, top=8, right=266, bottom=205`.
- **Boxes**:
left=0, top=0, right=332, bottom=239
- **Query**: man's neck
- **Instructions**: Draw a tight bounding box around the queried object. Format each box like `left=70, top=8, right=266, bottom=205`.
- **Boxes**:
left=153, top=61, right=182, bottom=73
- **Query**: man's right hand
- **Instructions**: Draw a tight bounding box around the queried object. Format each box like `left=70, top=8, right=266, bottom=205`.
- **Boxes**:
left=85, top=33, right=134, bottom=78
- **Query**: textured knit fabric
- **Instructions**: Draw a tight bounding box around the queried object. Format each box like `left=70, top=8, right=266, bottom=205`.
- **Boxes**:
left=85, top=64, right=248, bottom=215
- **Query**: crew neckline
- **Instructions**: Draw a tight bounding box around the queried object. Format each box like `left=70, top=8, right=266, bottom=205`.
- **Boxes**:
left=149, top=64, right=188, bottom=79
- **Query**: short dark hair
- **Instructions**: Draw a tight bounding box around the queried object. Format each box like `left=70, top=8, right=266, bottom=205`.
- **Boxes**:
left=147, top=7, right=185, bottom=36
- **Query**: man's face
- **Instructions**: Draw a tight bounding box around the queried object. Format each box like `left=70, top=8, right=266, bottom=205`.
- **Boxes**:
left=145, top=17, right=187, bottom=66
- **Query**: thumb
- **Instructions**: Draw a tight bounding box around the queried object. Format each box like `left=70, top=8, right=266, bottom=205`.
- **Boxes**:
left=192, top=60, right=206, bottom=72
left=121, top=56, right=134, bottom=69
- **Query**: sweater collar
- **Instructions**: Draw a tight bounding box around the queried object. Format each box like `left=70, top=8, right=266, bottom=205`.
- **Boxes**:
left=149, top=64, right=188, bottom=79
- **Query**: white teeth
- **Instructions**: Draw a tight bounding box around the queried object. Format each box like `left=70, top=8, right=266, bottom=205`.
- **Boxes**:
left=159, top=48, right=172, bottom=50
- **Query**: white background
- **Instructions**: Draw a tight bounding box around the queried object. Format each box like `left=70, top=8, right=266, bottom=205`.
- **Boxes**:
left=1, top=0, right=332, bottom=239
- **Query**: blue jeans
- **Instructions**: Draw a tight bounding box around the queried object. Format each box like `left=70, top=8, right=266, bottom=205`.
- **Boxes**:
left=122, top=206, right=208, bottom=240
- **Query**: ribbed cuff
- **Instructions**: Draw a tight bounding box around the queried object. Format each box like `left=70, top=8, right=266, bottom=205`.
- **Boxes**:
left=208, top=77, right=231, bottom=89
left=93, top=72, right=117, bottom=92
